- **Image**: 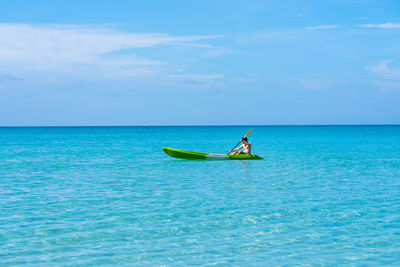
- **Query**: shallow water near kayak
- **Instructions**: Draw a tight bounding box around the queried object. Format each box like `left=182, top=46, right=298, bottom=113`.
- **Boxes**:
left=1, top=126, right=399, bottom=265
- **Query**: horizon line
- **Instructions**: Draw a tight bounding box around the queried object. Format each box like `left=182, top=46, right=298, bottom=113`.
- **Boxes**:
left=0, top=124, right=399, bottom=127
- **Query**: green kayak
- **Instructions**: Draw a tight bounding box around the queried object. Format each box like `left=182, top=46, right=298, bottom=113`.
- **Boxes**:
left=163, top=147, right=263, bottom=160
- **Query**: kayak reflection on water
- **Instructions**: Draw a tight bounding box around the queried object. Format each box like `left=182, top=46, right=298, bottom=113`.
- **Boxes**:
left=230, top=137, right=252, bottom=155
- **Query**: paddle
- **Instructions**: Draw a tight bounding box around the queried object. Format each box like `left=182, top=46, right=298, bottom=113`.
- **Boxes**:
left=228, top=129, right=253, bottom=154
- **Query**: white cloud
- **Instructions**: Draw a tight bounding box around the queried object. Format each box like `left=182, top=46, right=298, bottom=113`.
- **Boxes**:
left=167, top=74, right=224, bottom=87
left=369, top=60, right=400, bottom=79
left=358, top=22, right=400, bottom=29
left=306, top=25, right=339, bottom=30
left=243, top=25, right=339, bottom=43
left=0, top=23, right=223, bottom=82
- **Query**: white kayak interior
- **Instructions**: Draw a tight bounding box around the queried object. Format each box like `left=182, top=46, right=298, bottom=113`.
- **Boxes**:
left=205, top=154, right=229, bottom=160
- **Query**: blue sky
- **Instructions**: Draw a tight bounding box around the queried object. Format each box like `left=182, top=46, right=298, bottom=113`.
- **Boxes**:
left=1, top=0, right=400, bottom=125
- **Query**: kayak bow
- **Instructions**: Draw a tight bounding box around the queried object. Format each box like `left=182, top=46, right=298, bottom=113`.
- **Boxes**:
left=163, top=147, right=263, bottom=160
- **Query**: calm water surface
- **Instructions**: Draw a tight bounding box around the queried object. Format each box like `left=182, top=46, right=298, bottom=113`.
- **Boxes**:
left=1, top=126, right=399, bottom=265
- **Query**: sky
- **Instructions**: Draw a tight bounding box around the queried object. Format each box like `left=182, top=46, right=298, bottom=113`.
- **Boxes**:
left=0, top=0, right=400, bottom=126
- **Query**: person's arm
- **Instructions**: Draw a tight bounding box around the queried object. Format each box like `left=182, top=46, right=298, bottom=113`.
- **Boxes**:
left=231, top=144, right=244, bottom=152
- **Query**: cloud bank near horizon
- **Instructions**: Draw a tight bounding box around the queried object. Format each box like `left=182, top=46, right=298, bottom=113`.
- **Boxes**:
left=358, top=22, right=400, bottom=29
left=0, top=23, right=225, bottom=84
left=2, top=22, right=399, bottom=88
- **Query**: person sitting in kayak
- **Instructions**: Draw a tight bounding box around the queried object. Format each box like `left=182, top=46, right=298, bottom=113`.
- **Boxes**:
left=230, top=137, right=252, bottom=155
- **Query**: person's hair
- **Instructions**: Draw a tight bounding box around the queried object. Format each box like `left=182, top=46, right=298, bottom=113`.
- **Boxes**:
left=242, top=137, right=248, bottom=142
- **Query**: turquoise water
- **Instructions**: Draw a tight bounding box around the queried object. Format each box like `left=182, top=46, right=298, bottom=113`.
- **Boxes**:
left=1, top=126, right=399, bottom=265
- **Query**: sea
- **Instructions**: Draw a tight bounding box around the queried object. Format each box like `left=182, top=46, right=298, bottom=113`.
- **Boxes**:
left=1, top=126, right=399, bottom=266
